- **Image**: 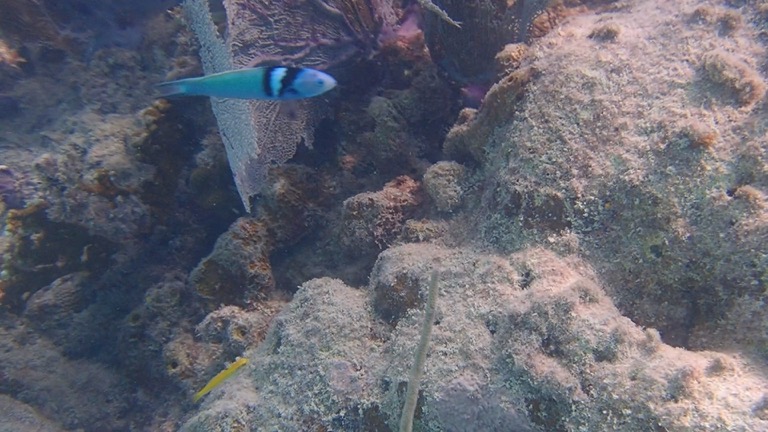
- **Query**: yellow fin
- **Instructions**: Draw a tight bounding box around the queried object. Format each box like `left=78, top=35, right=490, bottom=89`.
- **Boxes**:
left=193, top=356, right=249, bottom=403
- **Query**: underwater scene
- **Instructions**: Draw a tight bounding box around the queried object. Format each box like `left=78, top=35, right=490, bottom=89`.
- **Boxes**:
left=0, top=0, right=767, bottom=431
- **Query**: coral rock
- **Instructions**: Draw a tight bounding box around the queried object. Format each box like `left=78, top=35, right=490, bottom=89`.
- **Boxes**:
left=702, top=49, right=766, bottom=108
left=423, top=161, right=466, bottom=213
left=0, top=165, right=23, bottom=209
left=196, top=302, right=284, bottom=358
left=1, top=204, right=117, bottom=312
left=400, top=218, right=447, bottom=243
left=180, top=243, right=768, bottom=431
left=444, top=67, right=537, bottom=164
left=188, top=217, right=274, bottom=309
left=0, top=321, right=132, bottom=430
left=261, top=165, right=335, bottom=248
left=0, top=395, right=66, bottom=432
left=23, top=271, right=90, bottom=333
left=340, top=176, right=424, bottom=256
left=447, top=0, right=768, bottom=356
left=495, top=43, right=529, bottom=76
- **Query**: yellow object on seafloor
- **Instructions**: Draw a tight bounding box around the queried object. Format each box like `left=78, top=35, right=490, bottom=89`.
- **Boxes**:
left=193, top=356, right=249, bottom=402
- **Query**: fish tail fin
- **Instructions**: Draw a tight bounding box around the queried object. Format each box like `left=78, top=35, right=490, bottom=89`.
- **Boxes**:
left=155, top=79, right=191, bottom=98
left=192, top=390, right=205, bottom=403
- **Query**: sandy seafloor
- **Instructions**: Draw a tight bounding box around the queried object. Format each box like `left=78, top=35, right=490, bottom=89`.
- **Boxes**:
left=1, top=0, right=767, bottom=431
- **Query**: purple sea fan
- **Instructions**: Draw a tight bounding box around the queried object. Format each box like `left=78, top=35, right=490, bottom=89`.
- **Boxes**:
left=0, top=166, right=24, bottom=209
left=225, top=0, right=397, bottom=70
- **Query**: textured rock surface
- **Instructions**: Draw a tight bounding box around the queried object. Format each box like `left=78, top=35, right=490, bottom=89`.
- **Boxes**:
left=2, top=0, right=767, bottom=430
left=450, top=0, right=768, bottom=353
left=195, top=303, right=283, bottom=360
left=181, top=1, right=768, bottom=430
left=188, top=217, right=275, bottom=308
left=0, top=6, right=240, bottom=428
left=423, top=161, right=466, bottom=213
left=0, top=165, right=23, bottom=209
left=0, top=319, right=134, bottom=430
left=181, top=243, right=768, bottom=431
left=340, top=175, right=425, bottom=256
left=23, top=271, right=91, bottom=340
left=0, top=395, right=66, bottom=432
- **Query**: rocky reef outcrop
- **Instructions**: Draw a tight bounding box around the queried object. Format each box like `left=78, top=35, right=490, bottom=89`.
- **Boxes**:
left=1, top=0, right=766, bottom=430
left=181, top=244, right=768, bottom=431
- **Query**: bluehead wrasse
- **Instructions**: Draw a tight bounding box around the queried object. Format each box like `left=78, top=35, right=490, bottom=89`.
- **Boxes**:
left=156, top=66, right=337, bottom=100
left=193, top=356, right=249, bottom=403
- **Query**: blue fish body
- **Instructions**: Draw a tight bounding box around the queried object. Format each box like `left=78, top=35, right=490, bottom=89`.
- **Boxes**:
left=156, top=66, right=337, bottom=100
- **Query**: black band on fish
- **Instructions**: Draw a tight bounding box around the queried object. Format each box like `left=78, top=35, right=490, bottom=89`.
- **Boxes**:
left=279, top=67, right=302, bottom=97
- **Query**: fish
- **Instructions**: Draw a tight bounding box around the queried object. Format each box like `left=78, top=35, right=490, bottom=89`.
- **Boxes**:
left=193, top=356, right=249, bottom=402
left=156, top=66, right=337, bottom=100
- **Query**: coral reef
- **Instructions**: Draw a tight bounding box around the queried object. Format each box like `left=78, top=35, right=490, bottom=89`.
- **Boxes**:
left=2, top=0, right=766, bottom=430
left=188, top=163, right=339, bottom=304
left=419, top=0, right=604, bottom=85
left=0, top=395, right=65, bottom=432
left=0, top=2, right=241, bottom=428
left=420, top=0, right=517, bottom=83
left=180, top=244, right=768, bottom=431
left=196, top=303, right=283, bottom=359
left=259, top=164, right=337, bottom=248
left=340, top=175, right=425, bottom=257
left=181, top=0, right=399, bottom=210
left=445, top=66, right=537, bottom=164
left=701, top=48, right=766, bottom=108
left=400, top=218, right=448, bottom=243
left=349, top=35, right=454, bottom=177
left=188, top=217, right=275, bottom=309
left=422, top=161, right=466, bottom=213
left=0, top=204, right=117, bottom=312
left=0, top=0, right=177, bottom=58
left=0, top=165, right=23, bottom=209
left=225, top=0, right=391, bottom=69
left=113, top=272, right=205, bottom=389
left=450, top=0, right=768, bottom=355
left=158, top=300, right=286, bottom=403
left=23, top=271, right=90, bottom=334
left=0, top=316, right=136, bottom=431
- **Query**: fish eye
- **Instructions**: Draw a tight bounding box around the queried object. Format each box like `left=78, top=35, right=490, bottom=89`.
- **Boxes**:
left=317, top=79, right=325, bottom=86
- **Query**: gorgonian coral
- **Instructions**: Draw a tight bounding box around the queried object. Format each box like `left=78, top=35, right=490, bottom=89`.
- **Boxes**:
left=182, top=0, right=400, bottom=211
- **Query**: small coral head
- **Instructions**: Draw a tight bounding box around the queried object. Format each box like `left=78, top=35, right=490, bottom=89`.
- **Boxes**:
left=292, top=69, right=337, bottom=98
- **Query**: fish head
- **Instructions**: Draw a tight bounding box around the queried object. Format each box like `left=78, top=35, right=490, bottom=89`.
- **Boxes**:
left=293, top=69, right=337, bottom=98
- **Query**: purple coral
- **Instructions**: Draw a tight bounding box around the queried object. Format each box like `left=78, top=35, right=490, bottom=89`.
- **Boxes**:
left=227, top=0, right=396, bottom=69
left=0, top=166, right=23, bottom=209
